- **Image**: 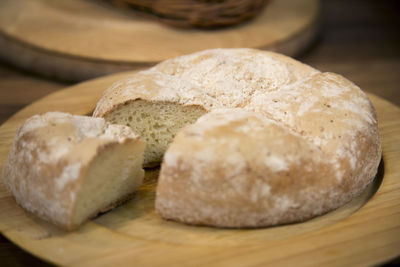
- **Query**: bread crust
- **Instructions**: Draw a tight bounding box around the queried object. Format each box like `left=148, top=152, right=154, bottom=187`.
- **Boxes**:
left=93, top=48, right=319, bottom=118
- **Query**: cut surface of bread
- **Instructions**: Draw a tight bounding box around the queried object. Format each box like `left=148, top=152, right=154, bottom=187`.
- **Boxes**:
left=71, top=140, right=145, bottom=228
left=2, top=112, right=146, bottom=230
left=103, top=100, right=206, bottom=167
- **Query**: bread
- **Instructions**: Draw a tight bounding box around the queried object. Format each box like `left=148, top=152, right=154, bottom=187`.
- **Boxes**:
left=2, top=112, right=145, bottom=230
left=94, top=48, right=381, bottom=227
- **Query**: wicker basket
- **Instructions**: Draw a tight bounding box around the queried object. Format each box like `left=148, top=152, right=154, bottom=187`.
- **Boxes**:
left=111, top=0, right=270, bottom=28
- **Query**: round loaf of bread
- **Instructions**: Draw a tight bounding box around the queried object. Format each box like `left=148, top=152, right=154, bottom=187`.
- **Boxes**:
left=2, top=112, right=145, bottom=230
left=94, top=48, right=381, bottom=227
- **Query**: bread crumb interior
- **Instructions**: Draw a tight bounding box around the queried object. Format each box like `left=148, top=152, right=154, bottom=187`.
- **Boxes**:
left=71, top=141, right=144, bottom=227
left=105, top=100, right=206, bottom=166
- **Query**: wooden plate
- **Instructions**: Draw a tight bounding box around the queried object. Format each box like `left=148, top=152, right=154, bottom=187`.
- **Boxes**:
left=0, top=71, right=399, bottom=266
left=0, top=0, right=319, bottom=81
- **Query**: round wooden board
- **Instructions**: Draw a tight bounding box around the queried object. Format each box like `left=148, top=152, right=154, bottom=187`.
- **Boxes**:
left=0, top=0, right=319, bottom=81
left=0, top=71, right=399, bottom=266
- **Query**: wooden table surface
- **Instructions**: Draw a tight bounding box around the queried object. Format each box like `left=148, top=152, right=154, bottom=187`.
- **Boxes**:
left=0, top=0, right=399, bottom=266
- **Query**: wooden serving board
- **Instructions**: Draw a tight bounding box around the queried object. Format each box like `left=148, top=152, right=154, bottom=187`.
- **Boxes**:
left=0, top=0, right=319, bottom=81
left=0, top=71, right=399, bottom=266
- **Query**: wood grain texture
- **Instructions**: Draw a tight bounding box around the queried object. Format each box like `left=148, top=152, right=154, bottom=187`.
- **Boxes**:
left=0, top=71, right=399, bottom=267
left=0, top=0, right=319, bottom=81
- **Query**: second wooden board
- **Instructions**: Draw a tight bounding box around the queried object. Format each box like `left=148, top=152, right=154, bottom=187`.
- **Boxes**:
left=0, top=0, right=319, bottom=81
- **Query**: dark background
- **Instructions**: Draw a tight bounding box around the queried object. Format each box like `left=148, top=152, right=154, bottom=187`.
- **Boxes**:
left=0, top=0, right=399, bottom=265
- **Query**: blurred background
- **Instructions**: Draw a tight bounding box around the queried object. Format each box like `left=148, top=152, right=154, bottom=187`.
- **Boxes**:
left=0, top=0, right=399, bottom=265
